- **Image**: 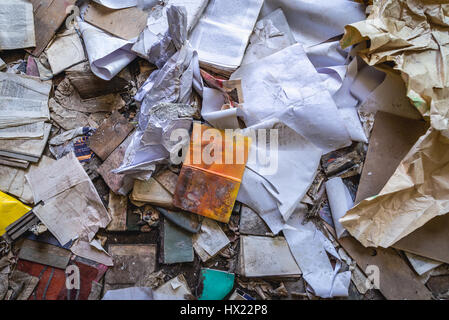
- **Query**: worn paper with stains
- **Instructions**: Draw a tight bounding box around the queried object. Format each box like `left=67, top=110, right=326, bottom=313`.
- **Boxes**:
left=26, top=152, right=111, bottom=245
left=0, top=0, right=35, bottom=50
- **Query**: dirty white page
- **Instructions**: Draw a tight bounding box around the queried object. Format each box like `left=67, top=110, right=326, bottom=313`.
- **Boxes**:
left=260, top=0, right=365, bottom=48
left=153, top=275, right=191, bottom=300
left=26, top=152, right=111, bottom=245
left=193, top=218, right=230, bottom=262
left=405, top=252, right=442, bottom=276
left=240, top=235, right=302, bottom=277
left=189, top=0, right=264, bottom=73
left=0, top=156, right=54, bottom=204
left=231, top=43, right=351, bottom=153
left=0, top=73, right=51, bottom=129
left=0, top=123, right=51, bottom=160
left=77, top=19, right=137, bottom=81
left=325, top=177, right=352, bottom=239
left=0, top=122, right=45, bottom=140
left=241, top=8, right=296, bottom=66
left=283, top=204, right=351, bottom=298
left=0, top=0, right=35, bottom=50
left=132, top=0, right=208, bottom=60
left=45, top=29, right=86, bottom=75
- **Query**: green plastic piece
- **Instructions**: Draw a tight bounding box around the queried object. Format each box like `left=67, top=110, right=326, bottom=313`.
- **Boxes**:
left=198, top=268, right=235, bottom=300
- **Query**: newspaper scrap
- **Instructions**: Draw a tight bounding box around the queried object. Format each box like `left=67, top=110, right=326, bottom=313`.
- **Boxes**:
left=0, top=0, right=35, bottom=50
left=0, top=122, right=45, bottom=140
left=0, top=73, right=51, bottom=130
left=0, top=123, right=51, bottom=166
left=25, top=152, right=111, bottom=246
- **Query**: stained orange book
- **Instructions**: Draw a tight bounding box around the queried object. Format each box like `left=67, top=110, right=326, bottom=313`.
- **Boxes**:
left=173, top=123, right=251, bottom=223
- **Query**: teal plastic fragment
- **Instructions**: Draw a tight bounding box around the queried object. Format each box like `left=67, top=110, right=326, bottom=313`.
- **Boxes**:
left=198, top=268, right=235, bottom=300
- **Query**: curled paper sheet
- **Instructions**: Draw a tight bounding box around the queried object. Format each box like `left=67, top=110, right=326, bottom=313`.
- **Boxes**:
left=237, top=168, right=286, bottom=235
left=77, top=19, right=136, bottom=80
left=341, top=128, right=449, bottom=248
left=261, top=0, right=365, bottom=48
left=202, top=88, right=243, bottom=129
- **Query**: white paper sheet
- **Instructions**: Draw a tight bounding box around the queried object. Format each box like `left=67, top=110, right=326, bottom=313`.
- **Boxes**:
left=102, top=287, right=154, bottom=300
left=153, top=275, right=191, bottom=300
left=242, top=120, right=322, bottom=222
left=77, top=19, right=136, bottom=80
left=93, top=0, right=160, bottom=10
left=283, top=204, right=351, bottom=298
left=260, top=0, right=365, bottom=48
left=189, top=0, right=264, bottom=73
left=70, top=239, right=114, bottom=266
left=325, top=177, right=353, bottom=239
left=237, top=168, right=287, bottom=235
left=241, top=8, right=296, bottom=66
left=231, top=43, right=351, bottom=153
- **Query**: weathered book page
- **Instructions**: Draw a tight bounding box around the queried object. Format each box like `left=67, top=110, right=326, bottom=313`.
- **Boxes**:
left=0, top=0, right=35, bottom=50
